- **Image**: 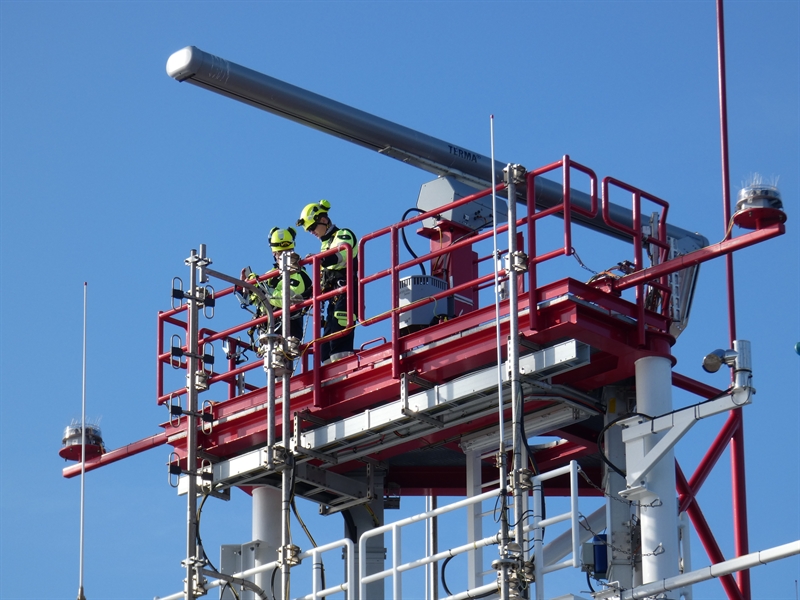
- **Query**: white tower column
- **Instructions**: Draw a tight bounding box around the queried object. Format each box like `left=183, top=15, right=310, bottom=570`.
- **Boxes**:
left=603, top=387, right=636, bottom=590
left=635, top=356, right=680, bottom=584
left=465, top=449, right=484, bottom=590
left=253, top=486, right=281, bottom=591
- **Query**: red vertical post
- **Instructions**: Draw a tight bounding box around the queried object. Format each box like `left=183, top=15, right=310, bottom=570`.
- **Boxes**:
left=526, top=172, right=538, bottom=331
left=716, top=2, right=750, bottom=597
left=312, top=255, right=322, bottom=408
left=676, top=466, right=746, bottom=600
left=157, top=311, right=164, bottom=400
left=391, top=226, right=400, bottom=380
left=562, top=156, right=572, bottom=255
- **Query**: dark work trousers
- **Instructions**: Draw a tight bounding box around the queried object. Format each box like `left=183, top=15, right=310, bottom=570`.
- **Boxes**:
left=273, top=313, right=305, bottom=342
left=321, top=285, right=357, bottom=363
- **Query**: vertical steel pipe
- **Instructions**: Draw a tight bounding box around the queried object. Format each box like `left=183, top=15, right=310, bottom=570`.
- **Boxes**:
left=507, top=171, right=526, bottom=576
left=490, top=117, right=510, bottom=600
left=185, top=249, right=200, bottom=600
left=281, top=251, right=293, bottom=600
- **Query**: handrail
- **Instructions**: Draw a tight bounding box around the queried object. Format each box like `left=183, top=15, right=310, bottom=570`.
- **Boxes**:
left=527, top=156, right=599, bottom=331
left=531, top=461, right=583, bottom=600
left=156, top=156, right=698, bottom=409
left=602, top=176, right=670, bottom=346
left=155, top=537, right=355, bottom=600
left=358, top=488, right=502, bottom=599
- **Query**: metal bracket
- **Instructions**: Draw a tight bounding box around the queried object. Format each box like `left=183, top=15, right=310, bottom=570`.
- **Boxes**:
left=201, top=285, right=215, bottom=319
left=284, top=251, right=301, bottom=274
left=400, top=372, right=444, bottom=429
left=294, top=412, right=338, bottom=465
left=509, top=250, right=529, bottom=273
left=181, top=557, right=208, bottom=599
left=278, top=544, right=302, bottom=568
left=406, top=371, right=436, bottom=390
left=513, top=468, right=533, bottom=491
left=503, top=163, right=527, bottom=185
left=317, top=462, right=374, bottom=516
left=199, top=568, right=266, bottom=600
left=190, top=370, right=209, bottom=392
left=619, top=386, right=754, bottom=496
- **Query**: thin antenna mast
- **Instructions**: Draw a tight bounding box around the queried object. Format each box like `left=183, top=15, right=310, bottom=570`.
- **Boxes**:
left=78, top=282, right=87, bottom=600
left=490, top=115, right=511, bottom=600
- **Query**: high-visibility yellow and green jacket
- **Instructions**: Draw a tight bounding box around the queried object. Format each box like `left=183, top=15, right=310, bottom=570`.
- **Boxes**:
left=249, top=266, right=312, bottom=317
left=319, top=226, right=358, bottom=291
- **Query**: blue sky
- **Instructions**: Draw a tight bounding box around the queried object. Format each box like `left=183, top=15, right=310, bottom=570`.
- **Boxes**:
left=1, top=1, right=798, bottom=599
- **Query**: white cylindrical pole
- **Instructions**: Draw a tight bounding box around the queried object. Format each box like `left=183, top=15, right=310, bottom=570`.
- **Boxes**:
left=253, top=486, right=282, bottom=592
left=635, top=356, right=680, bottom=584
left=425, top=496, right=438, bottom=600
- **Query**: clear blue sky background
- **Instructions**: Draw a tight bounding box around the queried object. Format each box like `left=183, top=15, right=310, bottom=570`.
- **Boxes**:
left=1, top=1, right=798, bottom=599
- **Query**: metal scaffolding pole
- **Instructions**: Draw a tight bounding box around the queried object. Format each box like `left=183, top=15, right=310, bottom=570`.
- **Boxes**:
left=490, top=119, right=510, bottom=600
left=183, top=246, right=207, bottom=600
left=279, top=250, right=295, bottom=600
left=506, top=166, right=527, bottom=596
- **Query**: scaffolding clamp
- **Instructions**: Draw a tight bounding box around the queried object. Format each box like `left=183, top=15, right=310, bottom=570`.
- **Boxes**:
left=284, top=336, right=301, bottom=360
left=181, top=556, right=208, bottom=599
left=284, top=251, right=302, bottom=274
left=200, top=285, right=215, bottom=318
left=278, top=544, right=302, bottom=568
left=512, top=467, right=534, bottom=491
left=509, top=250, right=529, bottom=273
left=504, top=163, right=527, bottom=185
left=188, top=370, right=210, bottom=392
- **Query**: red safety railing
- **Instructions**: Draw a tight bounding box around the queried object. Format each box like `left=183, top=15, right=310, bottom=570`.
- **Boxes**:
left=156, top=246, right=350, bottom=405
left=357, top=183, right=509, bottom=379
left=602, top=176, right=671, bottom=346
left=156, top=155, right=748, bottom=408
left=526, top=155, right=599, bottom=331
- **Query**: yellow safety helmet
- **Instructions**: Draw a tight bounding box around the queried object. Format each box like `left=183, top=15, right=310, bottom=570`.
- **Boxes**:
left=269, top=227, right=297, bottom=250
left=297, top=199, right=331, bottom=231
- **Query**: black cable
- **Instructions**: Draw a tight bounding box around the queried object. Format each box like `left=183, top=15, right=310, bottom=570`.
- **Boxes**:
left=341, top=509, right=358, bottom=543
left=222, top=581, right=242, bottom=600
left=290, top=498, right=325, bottom=591
left=586, top=571, right=596, bottom=593
left=598, top=387, right=736, bottom=479
left=441, top=555, right=454, bottom=596
left=196, top=493, right=220, bottom=573
left=596, top=412, right=653, bottom=478
left=197, top=494, right=254, bottom=600
left=401, top=208, right=426, bottom=275
left=270, top=565, right=278, bottom=600
left=515, top=382, right=540, bottom=476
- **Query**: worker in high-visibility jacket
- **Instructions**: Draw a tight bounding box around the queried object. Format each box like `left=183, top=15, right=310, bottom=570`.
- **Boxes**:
left=247, top=226, right=312, bottom=343
left=297, top=199, right=358, bottom=363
